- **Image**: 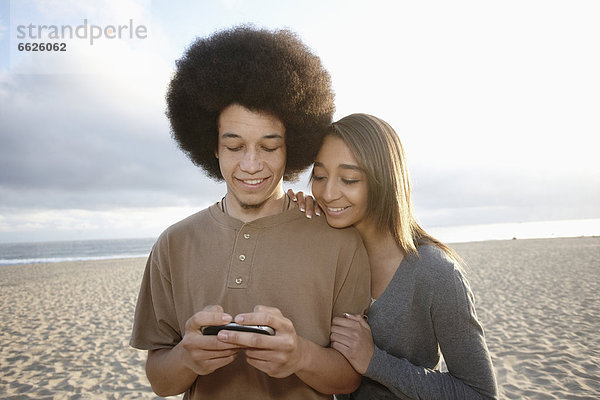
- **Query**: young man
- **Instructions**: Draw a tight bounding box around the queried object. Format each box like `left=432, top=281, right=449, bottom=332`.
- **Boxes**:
left=130, top=27, right=371, bottom=400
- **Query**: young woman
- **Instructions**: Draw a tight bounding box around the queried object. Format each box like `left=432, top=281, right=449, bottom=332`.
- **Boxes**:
left=290, top=114, right=498, bottom=399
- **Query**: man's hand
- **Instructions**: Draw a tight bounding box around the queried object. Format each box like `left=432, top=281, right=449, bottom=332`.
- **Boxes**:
left=180, top=305, right=244, bottom=376
left=216, top=305, right=306, bottom=378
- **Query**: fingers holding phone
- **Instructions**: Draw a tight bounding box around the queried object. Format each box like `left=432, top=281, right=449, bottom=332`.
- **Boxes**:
left=216, top=305, right=306, bottom=378
left=202, top=322, right=275, bottom=336
left=180, top=305, right=243, bottom=376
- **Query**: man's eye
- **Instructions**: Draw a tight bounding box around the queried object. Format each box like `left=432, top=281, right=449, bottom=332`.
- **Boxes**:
left=262, top=147, right=279, bottom=152
left=226, top=146, right=242, bottom=152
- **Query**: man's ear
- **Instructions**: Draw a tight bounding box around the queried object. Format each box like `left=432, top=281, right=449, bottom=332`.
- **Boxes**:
left=214, top=149, right=219, bottom=159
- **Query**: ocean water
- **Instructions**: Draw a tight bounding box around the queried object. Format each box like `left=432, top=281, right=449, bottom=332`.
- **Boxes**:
left=1, top=218, right=597, bottom=267
left=0, top=238, right=156, bottom=266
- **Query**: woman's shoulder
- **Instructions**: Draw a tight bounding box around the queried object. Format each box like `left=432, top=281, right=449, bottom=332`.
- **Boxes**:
left=411, top=244, right=464, bottom=287
left=413, top=244, right=477, bottom=307
left=413, top=244, right=457, bottom=270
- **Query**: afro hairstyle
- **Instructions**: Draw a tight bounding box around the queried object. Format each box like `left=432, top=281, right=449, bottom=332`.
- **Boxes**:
left=166, top=25, right=335, bottom=181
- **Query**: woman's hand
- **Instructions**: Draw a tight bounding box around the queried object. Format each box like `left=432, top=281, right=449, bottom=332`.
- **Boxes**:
left=330, top=313, right=375, bottom=375
left=287, top=189, right=322, bottom=218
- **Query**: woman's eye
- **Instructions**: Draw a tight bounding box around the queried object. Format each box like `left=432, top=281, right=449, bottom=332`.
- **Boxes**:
left=226, top=146, right=242, bottom=152
left=262, top=147, right=279, bottom=152
left=312, top=174, right=326, bottom=181
left=342, top=179, right=360, bottom=184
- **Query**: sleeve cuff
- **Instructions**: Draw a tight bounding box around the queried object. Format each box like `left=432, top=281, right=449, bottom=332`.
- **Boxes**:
left=364, top=344, right=388, bottom=380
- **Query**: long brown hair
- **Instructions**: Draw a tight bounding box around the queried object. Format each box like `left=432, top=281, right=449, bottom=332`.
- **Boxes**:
left=329, top=114, right=459, bottom=261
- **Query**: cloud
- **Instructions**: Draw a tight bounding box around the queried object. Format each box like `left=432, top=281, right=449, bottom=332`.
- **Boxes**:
left=219, top=0, right=245, bottom=10
left=411, top=166, right=600, bottom=227
left=0, top=16, right=6, bottom=41
left=0, top=72, right=227, bottom=211
left=0, top=0, right=227, bottom=215
left=1, top=0, right=599, bottom=243
left=16, top=0, right=151, bottom=25
left=9, top=0, right=161, bottom=75
left=0, top=205, right=209, bottom=242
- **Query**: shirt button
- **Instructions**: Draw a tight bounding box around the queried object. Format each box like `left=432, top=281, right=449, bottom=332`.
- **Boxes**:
left=235, top=277, right=243, bottom=285
left=243, top=233, right=251, bottom=239
left=239, top=254, right=246, bottom=261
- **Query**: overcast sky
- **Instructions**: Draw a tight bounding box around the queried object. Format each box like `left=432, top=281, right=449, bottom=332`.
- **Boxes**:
left=0, top=0, right=599, bottom=243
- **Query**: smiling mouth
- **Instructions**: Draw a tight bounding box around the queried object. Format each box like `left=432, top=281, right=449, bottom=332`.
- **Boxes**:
left=237, top=177, right=268, bottom=186
left=327, top=206, right=350, bottom=213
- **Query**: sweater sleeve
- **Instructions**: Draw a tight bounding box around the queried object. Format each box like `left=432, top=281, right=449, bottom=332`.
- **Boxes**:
left=362, top=258, right=498, bottom=400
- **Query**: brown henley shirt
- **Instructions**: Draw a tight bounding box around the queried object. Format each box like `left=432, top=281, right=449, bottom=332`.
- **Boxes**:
left=130, top=203, right=371, bottom=399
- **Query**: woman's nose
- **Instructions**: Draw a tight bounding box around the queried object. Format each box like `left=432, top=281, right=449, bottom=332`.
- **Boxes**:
left=322, top=180, right=341, bottom=202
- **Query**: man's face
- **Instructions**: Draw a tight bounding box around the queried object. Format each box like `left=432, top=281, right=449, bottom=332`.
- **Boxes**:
left=216, top=104, right=287, bottom=213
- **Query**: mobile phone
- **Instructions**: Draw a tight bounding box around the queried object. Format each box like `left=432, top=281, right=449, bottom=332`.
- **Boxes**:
left=201, top=322, right=275, bottom=336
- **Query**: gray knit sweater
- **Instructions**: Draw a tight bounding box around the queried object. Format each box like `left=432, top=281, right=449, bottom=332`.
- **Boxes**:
left=340, top=245, right=498, bottom=399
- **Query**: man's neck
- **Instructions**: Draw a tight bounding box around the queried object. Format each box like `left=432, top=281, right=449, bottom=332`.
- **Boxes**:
left=224, top=191, right=287, bottom=223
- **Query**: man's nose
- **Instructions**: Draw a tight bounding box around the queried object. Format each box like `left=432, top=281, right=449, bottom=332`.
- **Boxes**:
left=239, top=149, right=263, bottom=173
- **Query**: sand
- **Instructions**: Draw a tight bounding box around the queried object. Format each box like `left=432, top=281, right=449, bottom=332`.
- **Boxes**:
left=453, top=237, right=600, bottom=399
left=1, top=237, right=598, bottom=399
left=0, top=257, right=177, bottom=399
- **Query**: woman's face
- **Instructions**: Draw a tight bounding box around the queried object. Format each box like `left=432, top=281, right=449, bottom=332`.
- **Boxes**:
left=311, top=135, right=369, bottom=230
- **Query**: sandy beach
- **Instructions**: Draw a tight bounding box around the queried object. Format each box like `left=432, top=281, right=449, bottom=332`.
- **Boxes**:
left=453, top=237, right=600, bottom=399
left=1, top=237, right=598, bottom=399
